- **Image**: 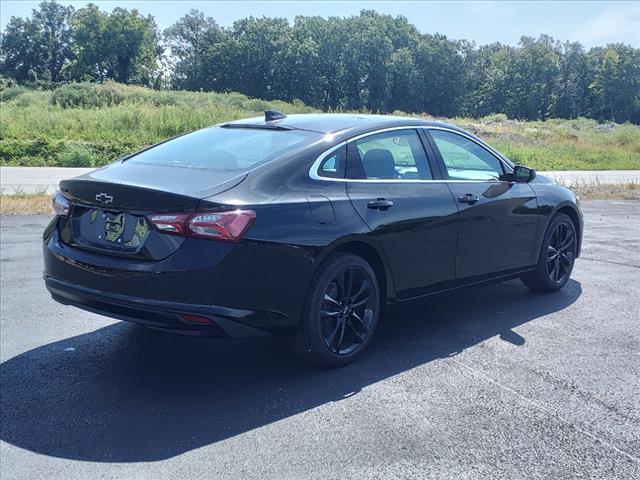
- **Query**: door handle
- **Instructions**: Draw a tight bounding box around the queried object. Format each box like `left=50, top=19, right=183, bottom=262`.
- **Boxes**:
left=458, top=194, right=480, bottom=205
left=367, top=198, right=394, bottom=210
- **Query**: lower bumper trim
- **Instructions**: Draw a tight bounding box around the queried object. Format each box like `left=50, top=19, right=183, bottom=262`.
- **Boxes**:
left=45, top=275, right=282, bottom=337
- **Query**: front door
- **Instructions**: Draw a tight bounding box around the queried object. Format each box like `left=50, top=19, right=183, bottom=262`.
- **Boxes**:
left=344, top=128, right=459, bottom=299
left=427, top=128, right=539, bottom=279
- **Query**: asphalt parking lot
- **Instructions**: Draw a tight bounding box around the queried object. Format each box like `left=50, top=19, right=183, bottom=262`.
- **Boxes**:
left=1, top=200, right=639, bottom=479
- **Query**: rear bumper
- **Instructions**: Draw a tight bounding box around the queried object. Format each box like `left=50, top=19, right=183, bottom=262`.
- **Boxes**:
left=45, top=275, right=285, bottom=337
left=43, top=218, right=316, bottom=336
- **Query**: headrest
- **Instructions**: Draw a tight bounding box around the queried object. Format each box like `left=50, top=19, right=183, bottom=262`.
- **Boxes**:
left=362, top=149, right=396, bottom=179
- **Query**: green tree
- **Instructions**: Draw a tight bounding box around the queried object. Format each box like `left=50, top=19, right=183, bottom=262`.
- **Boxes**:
left=588, top=44, right=640, bottom=123
left=386, top=47, right=420, bottom=112
left=337, top=11, right=392, bottom=111
left=3, top=4, right=640, bottom=123
left=0, top=0, right=73, bottom=84
left=67, top=4, right=161, bottom=85
left=163, top=9, right=223, bottom=90
left=550, top=41, right=589, bottom=119
left=33, top=0, right=74, bottom=83
left=509, top=35, right=560, bottom=120
left=291, top=15, right=348, bottom=111
left=222, top=17, right=294, bottom=100
left=0, top=16, right=45, bottom=83
left=414, top=34, right=465, bottom=116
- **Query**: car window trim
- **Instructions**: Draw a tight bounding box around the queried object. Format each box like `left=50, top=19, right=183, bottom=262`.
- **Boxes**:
left=417, top=128, right=448, bottom=180
left=309, top=125, right=514, bottom=183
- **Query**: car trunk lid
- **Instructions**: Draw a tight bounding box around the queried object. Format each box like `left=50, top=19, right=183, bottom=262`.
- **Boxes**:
left=58, top=163, right=247, bottom=259
left=60, top=162, right=247, bottom=211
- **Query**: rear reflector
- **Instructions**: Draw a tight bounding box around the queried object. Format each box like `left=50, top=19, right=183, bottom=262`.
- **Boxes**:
left=148, top=210, right=256, bottom=242
left=180, top=314, right=215, bottom=324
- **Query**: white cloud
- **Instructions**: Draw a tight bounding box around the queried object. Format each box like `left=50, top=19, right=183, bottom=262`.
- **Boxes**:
left=571, top=3, right=640, bottom=45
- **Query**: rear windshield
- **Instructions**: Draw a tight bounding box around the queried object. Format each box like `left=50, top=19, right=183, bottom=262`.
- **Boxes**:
left=127, top=126, right=319, bottom=170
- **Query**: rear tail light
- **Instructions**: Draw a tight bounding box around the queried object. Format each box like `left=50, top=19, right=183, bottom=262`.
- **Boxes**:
left=148, top=210, right=256, bottom=242
left=147, top=213, right=190, bottom=235
left=52, top=191, right=71, bottom=216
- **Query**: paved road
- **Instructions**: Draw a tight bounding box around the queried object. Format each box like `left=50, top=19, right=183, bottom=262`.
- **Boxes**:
left=1, top=167, right=92, bottom=194
left=542, top=170, right=640, bottom=186
left=1, top=166, right=639, bottom=194
left=1, top=201, right=639, bottom=479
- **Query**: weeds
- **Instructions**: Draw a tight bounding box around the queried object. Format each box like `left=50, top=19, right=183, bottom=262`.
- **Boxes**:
left=0, top=193, right=53, bottom=215
left=1, top=82, right=638, bottom=170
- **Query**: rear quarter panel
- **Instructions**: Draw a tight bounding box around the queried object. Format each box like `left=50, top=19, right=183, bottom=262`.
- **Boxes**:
left=202, top=148, right=383, bottom=319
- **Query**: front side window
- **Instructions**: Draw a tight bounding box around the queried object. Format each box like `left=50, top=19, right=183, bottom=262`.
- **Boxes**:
left=128, top=126, right=319, bottom=170
left=430, top=130, right=504, bottom=181
left=347, top=130, right=433, bottom=180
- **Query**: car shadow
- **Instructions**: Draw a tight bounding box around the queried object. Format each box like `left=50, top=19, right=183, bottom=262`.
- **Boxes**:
left=0, top=279, right=581, bottom=462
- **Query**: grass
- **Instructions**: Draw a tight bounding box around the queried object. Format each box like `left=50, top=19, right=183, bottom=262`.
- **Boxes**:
left=469, top=121, right=640, bottom=171
left=0, top=193, right=53, bottom=215
left=570, top=182, right=640, bottom=200
left=0, top=82, right=639, bottom=170
left=425, top=114, right=640, bottom=171
left=0, top=82, right=315, bottom=167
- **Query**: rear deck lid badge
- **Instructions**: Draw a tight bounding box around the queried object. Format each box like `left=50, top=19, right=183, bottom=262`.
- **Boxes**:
left=95, top=193, right=113, bottom=204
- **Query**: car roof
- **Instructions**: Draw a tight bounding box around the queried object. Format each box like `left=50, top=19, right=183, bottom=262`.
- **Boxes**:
left=223, top=113, right=466, bottom=137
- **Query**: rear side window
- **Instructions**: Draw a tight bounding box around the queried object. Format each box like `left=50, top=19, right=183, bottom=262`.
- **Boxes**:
left=347, top=130, right=433, bottom=180
left=430, top=130, right=504, bottom=181
left=317, top=146, right=346, bottom=178
left=128, top=126, right=319, bottom=170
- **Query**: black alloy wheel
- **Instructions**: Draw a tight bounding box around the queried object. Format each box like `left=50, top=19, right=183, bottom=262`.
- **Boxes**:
left=522, top=213, right=577, bottom=292
left=288, top=253, right=380, bottom=367
left=546, top=221, right=576, bottom=285
left=320, top=267, right=376, bottom=355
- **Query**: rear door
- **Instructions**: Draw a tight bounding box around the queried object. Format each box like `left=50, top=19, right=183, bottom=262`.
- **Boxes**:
left=426, top=128, right=539, bottom=279
left=345, top=128, right=458, bottom=299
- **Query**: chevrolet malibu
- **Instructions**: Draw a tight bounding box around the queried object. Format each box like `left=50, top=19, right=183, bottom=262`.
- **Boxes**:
left=43, top=112, right=583, bottom=366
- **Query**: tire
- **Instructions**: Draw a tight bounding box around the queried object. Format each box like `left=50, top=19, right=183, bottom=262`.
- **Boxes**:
left=521, top=213, right=577, bottom=292
left=288, top=252, right=381, bottom=367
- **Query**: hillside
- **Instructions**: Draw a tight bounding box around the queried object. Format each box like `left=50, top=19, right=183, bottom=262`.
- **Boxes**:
left=1, top=82, right=638, bottom=170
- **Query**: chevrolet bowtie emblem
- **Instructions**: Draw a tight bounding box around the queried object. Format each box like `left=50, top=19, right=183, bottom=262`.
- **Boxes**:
left=95, top=193, right=114, bottom=204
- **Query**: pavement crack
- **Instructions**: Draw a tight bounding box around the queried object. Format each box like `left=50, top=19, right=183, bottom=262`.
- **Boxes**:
left=449, top=358, right=640, bottom=464
left=580, top=257, right=640, bottom=269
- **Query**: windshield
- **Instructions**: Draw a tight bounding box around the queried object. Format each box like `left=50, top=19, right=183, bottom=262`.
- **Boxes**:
left=127, top=126, right=319, bottom=170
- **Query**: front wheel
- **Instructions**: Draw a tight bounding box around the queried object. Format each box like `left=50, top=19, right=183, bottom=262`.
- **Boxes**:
left=288, top=253, right=380, bottom=367
left=522, top=213, right=577, bottom=292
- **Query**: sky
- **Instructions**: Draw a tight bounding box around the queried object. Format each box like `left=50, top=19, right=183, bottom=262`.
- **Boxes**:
left=0, top=0, right=638, bottom=48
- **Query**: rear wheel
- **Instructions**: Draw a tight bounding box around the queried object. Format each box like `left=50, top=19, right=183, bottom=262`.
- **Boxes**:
left=289, top=253, right=380, bottom=367
left=522, top=213, right=577, bottom=292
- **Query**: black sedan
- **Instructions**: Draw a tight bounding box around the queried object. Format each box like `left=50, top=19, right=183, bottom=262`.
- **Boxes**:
left=44, top=112, right=583, bottom=366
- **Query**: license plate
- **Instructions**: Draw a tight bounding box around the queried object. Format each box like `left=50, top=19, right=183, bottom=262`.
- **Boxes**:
left=78, top=208, right=150, bottom=251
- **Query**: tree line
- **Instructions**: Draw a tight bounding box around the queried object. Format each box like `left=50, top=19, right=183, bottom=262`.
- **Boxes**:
left=2, top=1, right=639, bottom=123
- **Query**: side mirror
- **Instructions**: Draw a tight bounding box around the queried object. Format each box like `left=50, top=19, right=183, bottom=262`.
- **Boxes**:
left=512, top=165, right=536, bottom=183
